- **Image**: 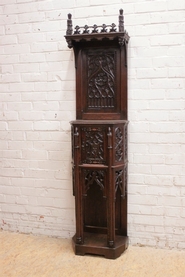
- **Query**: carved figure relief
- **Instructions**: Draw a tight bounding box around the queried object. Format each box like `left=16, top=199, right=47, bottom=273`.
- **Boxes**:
left=81, top=127, right=105, bottom=164
left=87, top=51, right=116, bottom=109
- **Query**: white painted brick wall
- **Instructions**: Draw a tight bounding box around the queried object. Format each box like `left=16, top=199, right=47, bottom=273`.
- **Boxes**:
left=0, top=0, right=185, bottom=249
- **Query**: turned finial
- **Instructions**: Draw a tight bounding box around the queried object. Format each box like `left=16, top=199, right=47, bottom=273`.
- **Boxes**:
left=119, top=9, right=124, bottom=32
left=66, top=13, right=73, bottom=35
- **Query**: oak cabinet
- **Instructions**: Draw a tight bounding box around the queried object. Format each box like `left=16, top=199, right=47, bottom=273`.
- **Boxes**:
left=65, top=9, right=129, bottom=259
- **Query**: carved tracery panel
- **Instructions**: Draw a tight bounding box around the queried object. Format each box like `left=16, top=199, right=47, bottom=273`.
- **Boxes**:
left=83, top=169, right=105, bottom=196
left=115, top=168, right=127, bottom=198
left=87, top=51, right=116, bottom=109
left=115, top=127, right=124, bottom=162
left=81, top=127, right=106, bottom=164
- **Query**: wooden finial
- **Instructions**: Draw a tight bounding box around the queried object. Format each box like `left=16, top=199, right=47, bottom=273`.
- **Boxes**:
left=66, top=13, right=73, bottom=35
left=119, top=9, right=124, bottom=32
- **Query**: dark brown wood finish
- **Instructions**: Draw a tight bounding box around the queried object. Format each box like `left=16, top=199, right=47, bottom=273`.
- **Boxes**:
left=65, top=10, right=129, bottom=259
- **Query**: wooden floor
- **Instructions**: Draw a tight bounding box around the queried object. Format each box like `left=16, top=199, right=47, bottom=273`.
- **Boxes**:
left=0, top=230, right=185, bottom=277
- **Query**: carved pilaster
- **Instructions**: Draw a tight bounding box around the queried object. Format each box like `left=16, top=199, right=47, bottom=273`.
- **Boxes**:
left=107, top=127, right=112, bottom=149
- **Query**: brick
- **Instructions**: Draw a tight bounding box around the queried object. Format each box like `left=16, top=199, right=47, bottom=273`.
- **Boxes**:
left=32, top=21, right=61, bottom=33
left=127, top=13, right=151, bottom=26
left=130, top=89, right=165, bottom=100
left=0, top=54, right=19, bottom=64
left=158, top=133, right=185, bottom=144
left=32, top=101, right=59, bottom=111
left=165, top=155, right=185, bottom=165
left=149, top=123, right=182, bottom=133
left=0, top=168, right=23, bottom=178
left=150, top=11, right=185, bottom=24
left=1, top=65, right=13, bottom=74
left=168, top=1, right=185, bottom=10
left=33, top=121, right=60, bottom=131
left=4, top=3, right=39, bottom=14
left=1, top=74, right=21, bottom=83
left=2, top=150, right=22, bottom=159
left=8, top=121, right=33, bottom=131
left=12, top=131, right=25, bottom=140
left=37, top=1, right=54, bottom=12
left=0, top=34, right=17, bottom=45
left=30, top=42, right=58, bottom=53
left=135, top=46, right=168, bottom=58
left=174, top=176, right=185, bottom=187
left=13, top=63, right=39, bottom=73
left=8, top=141, right=33, bottom=150
left=152, top=165, right=182, bottom=176
left=7, top=102, right=32, bottom=111
left=48, top=151, right=67, bottom=161
left=150, top=34, right=183, bottom=46
left=0, top=111, right=18, bottom=121
left=137, top=68, right=168, bottom=79
left=167, top=45, right=185, bottom=57
left=22, top=93, right=46, bottom=103
left=148, top=144, right=181, bottom=155
left=134, top=2, right=167, bottom=13
left=153, top=57, right=184, bottom=67
left=21, top=73, right=47, bottom=82
left=45, top=51, right=73, bottom=62
left=169, top=22, right=185, bottom=34
left=149, top=99, right=184, bottom=109
left=134, top=154, right=164, bottom=164
left=17, top=33, right=46, bottom=43
left=0, top=122, right=7, bottom=130
left=131, top=58, right=152, bottom=68
left=19, top=111, right=44, bottom=121
left=19, top=53, right=46, bottom=63
left=22, top=150, right=48, bottom=160
left=5, top=23, right=31, bottom=34
left=3, top=44, right=30, bottom=54
left=169, top=111, right=185, bottom=121
left=18, top=12, right=45, bottom=23
left=0, top=26, right=5, bottom=35
left=34, top=82, right=61, bottom=92
left=0, top=141, right=8, bottom=150
left=131, top=110, right=169, bottom=121
left=33, top=141, right=68, bottom=151
left=168, top=67, right=185, bottom=78
left=0, top=130, right=12, bottom=140
left=40, top=62, right=66, bottom=72
left=25, top=132, right=43, bottom=141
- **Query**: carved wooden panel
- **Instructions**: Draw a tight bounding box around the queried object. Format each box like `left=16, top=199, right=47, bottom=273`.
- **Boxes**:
left=87, top=50, right=116, bottom=109
left=83, top=169, right=105, bottom=196
left=115, top=166, right=127, bottom=199
left=115, top=169, right=123, bottom=194
left=113, top=123, right=128, bottom=164
left=81, top=126, right=106, bottom=164
left=115, top=126, right=124, bottom=162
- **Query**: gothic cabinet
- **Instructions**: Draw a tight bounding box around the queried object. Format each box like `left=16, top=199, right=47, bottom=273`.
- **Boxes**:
left=65, top=10, right=129, bottom=259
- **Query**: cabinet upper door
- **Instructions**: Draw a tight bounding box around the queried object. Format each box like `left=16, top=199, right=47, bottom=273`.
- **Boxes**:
left=75, top=42, right=128, bottom=120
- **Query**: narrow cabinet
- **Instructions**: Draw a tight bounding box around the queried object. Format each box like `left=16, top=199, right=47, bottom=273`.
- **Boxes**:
left=65, top=10, right=129, bottom=259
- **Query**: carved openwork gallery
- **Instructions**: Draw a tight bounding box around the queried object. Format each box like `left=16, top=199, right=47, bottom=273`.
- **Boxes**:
left=65, top=9, right=129, bottom=259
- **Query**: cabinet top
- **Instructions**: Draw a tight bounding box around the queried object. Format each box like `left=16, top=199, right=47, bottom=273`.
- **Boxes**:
left=65, top=9, right=129, bottom=49
left=70, top=120, right=128, bottom=125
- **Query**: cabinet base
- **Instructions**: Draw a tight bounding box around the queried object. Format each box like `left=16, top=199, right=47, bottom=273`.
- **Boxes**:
left=72, top=232, right=128, bottom=259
